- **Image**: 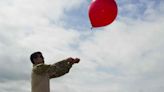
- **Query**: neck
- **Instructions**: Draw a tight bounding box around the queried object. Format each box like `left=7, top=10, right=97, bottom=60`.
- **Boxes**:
left=33, top=63, right=43, bottom=66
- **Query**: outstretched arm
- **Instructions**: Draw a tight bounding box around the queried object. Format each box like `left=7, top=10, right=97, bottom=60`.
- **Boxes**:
left=32, top=63, right=51, bottom=75
left=48, top=57, right=80, bottom=78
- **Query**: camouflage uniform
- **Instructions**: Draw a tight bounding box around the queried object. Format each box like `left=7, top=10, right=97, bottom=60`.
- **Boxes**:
left=31, top=60, right=73, bottom=92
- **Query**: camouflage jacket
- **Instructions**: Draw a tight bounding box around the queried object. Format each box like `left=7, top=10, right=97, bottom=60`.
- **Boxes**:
left=31, top=60, right=73, bottom=92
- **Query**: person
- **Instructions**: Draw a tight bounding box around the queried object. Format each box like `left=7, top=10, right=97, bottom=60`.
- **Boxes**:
left=30, top=51, right=80, bottom=92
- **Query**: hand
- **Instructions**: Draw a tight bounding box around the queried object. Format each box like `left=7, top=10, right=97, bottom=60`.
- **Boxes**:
left=66, top=57, right=74, bottom=62
left=66, top=57, right=80, bottom=64
left=74, top=58, right=80, bottom=63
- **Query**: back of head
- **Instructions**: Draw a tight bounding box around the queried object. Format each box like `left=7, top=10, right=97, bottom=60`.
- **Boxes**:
left=30, top=51, right=43, bottom=64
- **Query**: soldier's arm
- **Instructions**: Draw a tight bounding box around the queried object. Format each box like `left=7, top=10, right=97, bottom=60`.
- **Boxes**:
left=47, top=60, right=73, bottom=78
left=33, top=64, right=51, bottom=75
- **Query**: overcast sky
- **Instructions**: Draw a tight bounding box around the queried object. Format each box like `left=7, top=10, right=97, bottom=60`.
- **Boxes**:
left=0, top=0, right=164, bottom=92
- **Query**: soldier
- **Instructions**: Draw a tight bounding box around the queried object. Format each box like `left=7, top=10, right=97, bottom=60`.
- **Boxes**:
left=30, top=51, right=80, bottom=92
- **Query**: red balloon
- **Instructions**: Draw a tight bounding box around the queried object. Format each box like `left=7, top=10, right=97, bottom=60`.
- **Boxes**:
left=89, top=0, right=118, bottom=28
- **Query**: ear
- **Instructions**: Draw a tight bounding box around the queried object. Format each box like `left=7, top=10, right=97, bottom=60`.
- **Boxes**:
left=33, top=58, right=37, bottom=64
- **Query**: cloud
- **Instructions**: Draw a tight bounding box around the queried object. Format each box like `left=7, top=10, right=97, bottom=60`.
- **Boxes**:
left=0, top=80, right=30, bottom=92
left=0, top=0, right=85, bottom=91
left=118, top=0, right=164, bottom=21
left=0, top=0, right=164, bottom=92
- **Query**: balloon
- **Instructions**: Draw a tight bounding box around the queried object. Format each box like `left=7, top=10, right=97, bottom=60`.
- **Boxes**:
left=88, top=0, right=118, bottom=28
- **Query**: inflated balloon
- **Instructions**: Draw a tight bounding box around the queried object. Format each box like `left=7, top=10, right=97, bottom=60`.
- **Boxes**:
left=89, top=0, right=118, bottom=28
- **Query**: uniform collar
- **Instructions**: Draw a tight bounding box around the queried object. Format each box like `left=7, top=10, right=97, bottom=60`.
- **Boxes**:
left=33, top=63, right=44, bottom=67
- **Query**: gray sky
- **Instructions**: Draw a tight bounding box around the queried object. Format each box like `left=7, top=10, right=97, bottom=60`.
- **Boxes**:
left=0, top=0, right=164, bottom=92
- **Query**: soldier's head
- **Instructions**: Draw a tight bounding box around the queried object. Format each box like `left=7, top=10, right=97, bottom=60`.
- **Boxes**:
left=30, top=51, right=44, bottom=65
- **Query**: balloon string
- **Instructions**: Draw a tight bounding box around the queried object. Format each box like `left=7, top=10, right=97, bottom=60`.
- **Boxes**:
left=91, top=27, right=93, bottom=30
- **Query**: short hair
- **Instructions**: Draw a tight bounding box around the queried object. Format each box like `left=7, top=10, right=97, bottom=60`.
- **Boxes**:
left=30, top=51, right=43, bottom=64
